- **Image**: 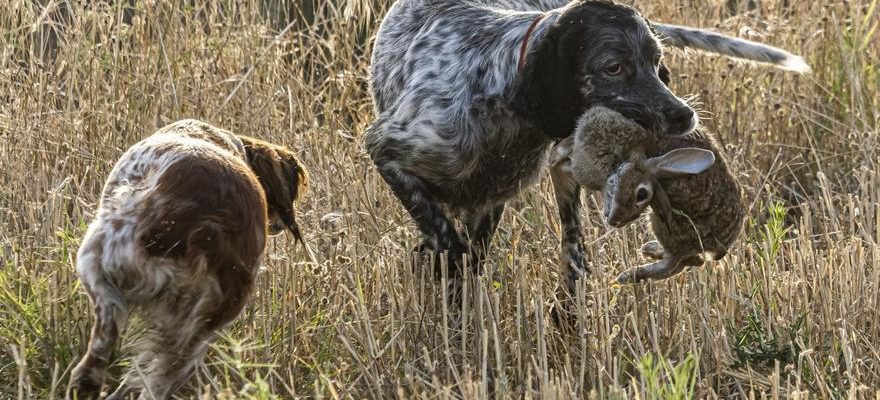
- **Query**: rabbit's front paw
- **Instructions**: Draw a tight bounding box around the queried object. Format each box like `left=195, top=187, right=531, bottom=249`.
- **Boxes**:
left=640, top=240, right=665, bottom=259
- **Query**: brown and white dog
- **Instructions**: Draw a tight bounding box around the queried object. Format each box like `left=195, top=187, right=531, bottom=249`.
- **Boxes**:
left=68, top=119, right=307, bottom=399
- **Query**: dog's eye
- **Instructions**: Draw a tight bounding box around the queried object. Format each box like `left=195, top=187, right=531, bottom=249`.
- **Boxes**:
left=636, top=187, right=650, bottom=203
left=605, top=63, right=622, bottom=75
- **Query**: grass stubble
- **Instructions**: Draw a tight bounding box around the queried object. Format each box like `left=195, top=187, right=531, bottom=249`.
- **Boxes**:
left=0, top=0, right=878, bottom=398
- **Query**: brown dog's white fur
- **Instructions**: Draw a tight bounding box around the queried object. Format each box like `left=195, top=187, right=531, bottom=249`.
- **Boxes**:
left=68, top=119, right=307, bottom=399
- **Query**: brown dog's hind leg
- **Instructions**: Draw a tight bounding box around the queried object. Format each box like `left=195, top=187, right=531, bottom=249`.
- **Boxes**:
left=69, top=246, right=129, bottom=400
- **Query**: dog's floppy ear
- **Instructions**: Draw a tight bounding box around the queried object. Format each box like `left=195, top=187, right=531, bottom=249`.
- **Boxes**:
left=658, top=62, right=671, bottom=86
left=510, top=21, right=584, bottom=139
left=240, top=136, right=308, bottom=242
left=275, top=150, right=308, bottom=242
left=644, top=18, right=672, bottom=86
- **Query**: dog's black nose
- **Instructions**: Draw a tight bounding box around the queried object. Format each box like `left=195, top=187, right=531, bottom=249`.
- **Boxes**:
left=663, top=105, right=696, bottom=135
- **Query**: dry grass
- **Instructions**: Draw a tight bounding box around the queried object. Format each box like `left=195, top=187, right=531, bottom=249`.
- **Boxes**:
left=0, top=0, right=878, bottom=398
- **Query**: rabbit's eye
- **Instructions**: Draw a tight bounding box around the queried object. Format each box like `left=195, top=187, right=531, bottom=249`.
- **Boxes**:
left=636, top=187, right=650, bottom=203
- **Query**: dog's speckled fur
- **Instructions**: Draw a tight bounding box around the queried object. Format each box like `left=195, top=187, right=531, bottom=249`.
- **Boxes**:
left=366, top=0, right=805, bottom=292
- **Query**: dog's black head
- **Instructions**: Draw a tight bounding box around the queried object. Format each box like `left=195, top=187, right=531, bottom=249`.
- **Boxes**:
left=511, top=1, right=696, bottom=138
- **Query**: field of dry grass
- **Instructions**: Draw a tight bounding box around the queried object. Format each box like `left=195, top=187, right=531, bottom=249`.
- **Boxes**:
left=0, top=0, right=878, bottom=398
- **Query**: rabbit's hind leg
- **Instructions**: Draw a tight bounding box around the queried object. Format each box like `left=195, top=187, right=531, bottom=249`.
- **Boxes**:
left=615, top=259, right=671, bottom=284
left=616, top=253, right=703, bottom=284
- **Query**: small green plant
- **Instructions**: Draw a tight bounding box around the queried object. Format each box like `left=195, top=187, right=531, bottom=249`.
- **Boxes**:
left=728, top=310, right=802, bottom=370
left=635, top=352, right=698, bottom=400
left=237, top=376, right=281, bottom=400
left=755, top=200, right=791, bottom=268
left=728, top=200, right=801, bottom=372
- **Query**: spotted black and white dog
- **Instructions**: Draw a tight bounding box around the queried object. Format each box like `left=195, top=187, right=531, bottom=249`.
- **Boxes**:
left=366, top=0, right=807, bottom=293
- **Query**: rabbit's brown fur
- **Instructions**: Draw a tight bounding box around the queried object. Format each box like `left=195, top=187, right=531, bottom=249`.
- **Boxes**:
left=550, top=107, right=651, bottom=192
left=621, top=129, right=745, bottom=283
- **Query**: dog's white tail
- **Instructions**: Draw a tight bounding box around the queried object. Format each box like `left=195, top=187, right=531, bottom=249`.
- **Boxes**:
left=654, top=23, right=810, bottom=73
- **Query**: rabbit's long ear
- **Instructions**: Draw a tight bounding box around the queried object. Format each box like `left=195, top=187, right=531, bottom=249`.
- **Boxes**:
left=643, top=148, right=715, bottom=178
left=548, top=137, right=574, bottom=169
left=650, top=183, right=676, bottom=229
